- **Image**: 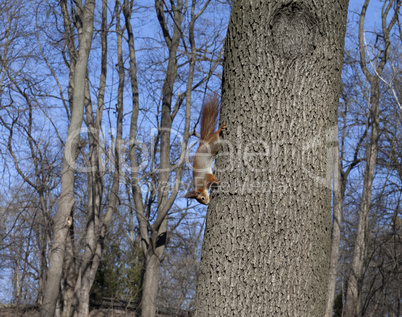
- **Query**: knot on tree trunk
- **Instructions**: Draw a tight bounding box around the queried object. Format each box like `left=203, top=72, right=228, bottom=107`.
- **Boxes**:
left=269, top=3, right=319, bottom=60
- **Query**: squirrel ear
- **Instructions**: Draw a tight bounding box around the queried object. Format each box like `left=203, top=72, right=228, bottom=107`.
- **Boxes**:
left=184, top=190, right=199, bottom=199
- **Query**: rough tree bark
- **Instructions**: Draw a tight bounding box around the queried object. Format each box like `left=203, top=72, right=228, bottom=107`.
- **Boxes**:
left=40, top=0, right=95, bottom=316
left=343, top=1, right=400, bottom=316
left=195, top=0, right=348, bottom=316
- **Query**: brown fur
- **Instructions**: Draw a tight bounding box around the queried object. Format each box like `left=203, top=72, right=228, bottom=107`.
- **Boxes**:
left=185, top=95, right=225, bottom=205
left=200, top=95, right=219, bottom=141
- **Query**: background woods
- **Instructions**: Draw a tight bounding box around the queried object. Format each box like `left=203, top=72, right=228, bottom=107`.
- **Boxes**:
left=0, top=0, right=401, bottom=317
left=0, top=0, right=228, bottom=316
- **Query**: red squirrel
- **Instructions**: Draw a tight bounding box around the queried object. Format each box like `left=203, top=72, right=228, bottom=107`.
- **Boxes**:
left=185, top=95, right=226, bottom=205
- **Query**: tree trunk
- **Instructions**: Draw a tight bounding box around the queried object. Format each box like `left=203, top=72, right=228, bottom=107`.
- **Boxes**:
left=324, top=99, right=366, bottom=316
left=134, top=2, right=184, bottom=317
left=195, top=0, right=349, bottom=316
left=141, top=253, right=162, bottom=317
left=37, top=194, right=49, bottom=308
left=325, top=139, right=345, bottom=317
left=76, top=290, right=91, bottom=317
left=343, top=84, right=380, bottom=317
left=61, top=223, right=77, bottom=317
left=61, top=1, right=110, bottom=315
left=73, top=1, right=117, bottom=315
left=40, top=1, right=95, bottom=316
left=72, top=75, right=103, bottom=317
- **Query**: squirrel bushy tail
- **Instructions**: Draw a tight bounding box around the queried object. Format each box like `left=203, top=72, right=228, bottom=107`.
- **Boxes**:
left=200, top=94, right=220, bottom=141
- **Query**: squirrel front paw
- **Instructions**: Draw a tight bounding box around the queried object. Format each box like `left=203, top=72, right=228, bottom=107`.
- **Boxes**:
left=210, top=180, right=220, bottom=190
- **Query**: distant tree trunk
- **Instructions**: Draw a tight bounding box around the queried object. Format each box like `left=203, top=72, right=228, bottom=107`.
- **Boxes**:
left=325, top=93, right=366, bottom=317
left=57, top=1, right=79, bottom=315
left=37, top=194, right=50, bottom=308
left=40, top=1, right=95, bottom=316
left=132, top=1, right=184, bottom=317
left=141, top=254, right=162, bottom=317
left=69, top=1, right=120, bottom=316
left=123, top=1, right=142, bottom=313
left=195, top=0, right=348, bottom=316
left=325, top=135, right=345, bottom=317
left=54, top=0, right=114, bottom=315
left=61, top=222, right=76, bottom=317
left=343, top=1, right=400, bottom=316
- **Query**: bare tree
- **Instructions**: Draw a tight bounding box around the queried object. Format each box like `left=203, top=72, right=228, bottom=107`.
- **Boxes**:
left=0, top=0, right=63, bottom=308
left=325, top=74, right=368, bottom=316
left=126, top=0, right=226, bottom=316
left=359, top=55, right=402, bottom=317
left=41, top=0, right=96, bottom=315
left=343, top=1, right=400, bottom=316
left=1, top=0, right=228, bottom=314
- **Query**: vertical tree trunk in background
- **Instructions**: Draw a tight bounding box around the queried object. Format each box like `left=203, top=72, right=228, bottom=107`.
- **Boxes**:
left=40, top=1, right=95, bottom=316
left=61, top=222, right=76, bottom=317
left=136, top=1, right=184, bottom=317
left=56, top=8, right=79, bottom=311
left=324, top=96, right=366, bottom=316
left=37, top=194, right=50, bottom=308
left=343, top=81, right=379, bottom=317
left=325, top=135, right=344, bottom=317
left=72, top=0, right=111, bottom=315
left=343, top=1, right=400, bottom=316
left=195, top=0, right=348, bottom=316
left=123, top=1, right=142, bottom=314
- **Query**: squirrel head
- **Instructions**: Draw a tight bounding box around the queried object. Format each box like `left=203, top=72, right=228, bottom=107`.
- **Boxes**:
left=184, top=188, right=210, bottom=205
